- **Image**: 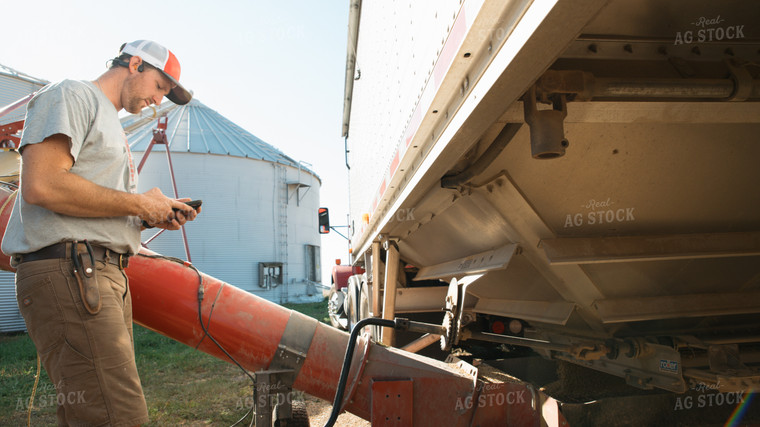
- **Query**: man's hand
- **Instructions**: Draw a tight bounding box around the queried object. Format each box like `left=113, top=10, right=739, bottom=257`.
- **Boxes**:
left=139, top=191, right=200, bottom=230
left=157, top=199, right=200, bottom=230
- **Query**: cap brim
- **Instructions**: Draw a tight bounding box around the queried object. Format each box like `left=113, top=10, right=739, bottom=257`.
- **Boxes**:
left=162, top=72, right=192, bottom=105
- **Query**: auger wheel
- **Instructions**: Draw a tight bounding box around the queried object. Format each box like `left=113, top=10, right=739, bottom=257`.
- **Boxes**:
left=440, top=278, right=463, bottom=352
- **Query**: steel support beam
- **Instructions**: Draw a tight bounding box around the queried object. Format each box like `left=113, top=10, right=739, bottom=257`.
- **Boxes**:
left=594, top=291, right=760, bottom=324
left=541, top=232, right=760, bottom=265
left=371, top=241, right=382, bottom=317
left=381, top=241, right=400, bottom=346
left=415, top=244, right=518, bottom=281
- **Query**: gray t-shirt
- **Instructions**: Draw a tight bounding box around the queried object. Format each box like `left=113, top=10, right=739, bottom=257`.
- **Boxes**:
left=1, top=79, right=142, bottom=256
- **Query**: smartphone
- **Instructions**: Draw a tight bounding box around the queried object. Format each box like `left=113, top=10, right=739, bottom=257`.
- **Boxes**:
left=174, top=199, right=203, bottom=213
left=143, top=200, right=202, bottom=229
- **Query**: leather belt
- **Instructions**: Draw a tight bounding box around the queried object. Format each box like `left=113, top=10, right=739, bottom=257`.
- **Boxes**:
left=20, top=242, right=130, bottom=269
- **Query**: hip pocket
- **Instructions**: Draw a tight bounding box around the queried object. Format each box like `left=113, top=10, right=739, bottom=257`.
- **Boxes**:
left=17, top=276, right=66, bottom=354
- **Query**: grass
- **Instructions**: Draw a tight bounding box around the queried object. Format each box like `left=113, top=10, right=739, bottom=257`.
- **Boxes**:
left=0, top=298, right=330, bottom=426
left=282, top=299, right=331, bottom=324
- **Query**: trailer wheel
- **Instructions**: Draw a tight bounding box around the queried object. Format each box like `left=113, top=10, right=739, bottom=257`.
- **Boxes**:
left=344, top=275, right=358, bottom=331
left=357, top=278, right=379, bottom=340
left=273, top=400, right=310, bottom=427
left=346, top=275, right=379, bottom=340
left=327, top=285, right=347, bottom=330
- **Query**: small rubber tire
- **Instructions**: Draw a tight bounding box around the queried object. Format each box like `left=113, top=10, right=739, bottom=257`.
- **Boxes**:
left=273, top=400, right=310, bottom=427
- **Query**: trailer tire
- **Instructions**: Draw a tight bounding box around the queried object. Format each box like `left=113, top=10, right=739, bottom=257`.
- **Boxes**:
left=273, top=400, right=310, bottom=427
left=345, top=275, right=359, bottom=331
left=327, top=285, right=347, bottom=330
left=358, top=277, right=379, bottom=340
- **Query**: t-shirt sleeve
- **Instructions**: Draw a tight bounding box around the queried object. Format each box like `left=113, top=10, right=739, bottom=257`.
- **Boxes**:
left=19, top=82, right=93, bottom=162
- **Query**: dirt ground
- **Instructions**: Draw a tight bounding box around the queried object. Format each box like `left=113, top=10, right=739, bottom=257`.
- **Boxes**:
left=303, top=394, right=370, bottom=426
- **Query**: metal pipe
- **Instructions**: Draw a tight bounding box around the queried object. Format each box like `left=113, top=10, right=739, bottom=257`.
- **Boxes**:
left=577, top=33, right=760, bottom=46
left=0, top=93, right=35, bottom=120
left=699, top=336, right=760, bottom=345
left=395, top=318, right=447, bottom=336
left=465, top=330, right=574, bottom=353
left=536, top=70, right=760, bottom=100
left=402, top=333, right=442, bottom=353
left=594, top=77, right=743, bottom=99
left=341, top=0, right=362, bottom=138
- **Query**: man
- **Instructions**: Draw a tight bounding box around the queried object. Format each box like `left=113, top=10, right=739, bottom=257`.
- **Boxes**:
left=2, top=40, right=199, bottom=426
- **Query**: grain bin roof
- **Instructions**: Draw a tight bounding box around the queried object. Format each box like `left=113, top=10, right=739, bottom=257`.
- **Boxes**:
left=123, top=98, right=308, bottom=171
left=0, top=64, right=49, bottom=126
left=0, top=64, right=49, bottom=86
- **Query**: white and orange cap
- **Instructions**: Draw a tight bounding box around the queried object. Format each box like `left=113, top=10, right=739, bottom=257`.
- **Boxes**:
left=119, top=40, right=192, bottom=105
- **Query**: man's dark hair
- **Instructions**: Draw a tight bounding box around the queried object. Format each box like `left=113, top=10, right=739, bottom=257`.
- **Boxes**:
left=109, top=54, right=157, bottom=72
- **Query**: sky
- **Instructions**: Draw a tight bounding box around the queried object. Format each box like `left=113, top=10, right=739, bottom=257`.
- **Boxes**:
left=2, top=0, right=352, bottom=286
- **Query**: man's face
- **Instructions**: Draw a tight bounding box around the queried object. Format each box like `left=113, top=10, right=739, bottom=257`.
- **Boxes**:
left=122, top=63, right=175, bottom=114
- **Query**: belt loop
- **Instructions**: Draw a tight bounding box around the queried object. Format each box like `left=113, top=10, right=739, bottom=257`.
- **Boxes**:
left=64, top=241, right=73, bottom=260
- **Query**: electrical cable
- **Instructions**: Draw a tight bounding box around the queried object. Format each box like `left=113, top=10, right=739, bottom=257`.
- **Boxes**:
left=27, top=353, right=40, bottom=427
left=194, top=280, right=225, bottom=350
left=323, top=317, right=397, bottom=427
left=134, top=253, right=257, bottom=426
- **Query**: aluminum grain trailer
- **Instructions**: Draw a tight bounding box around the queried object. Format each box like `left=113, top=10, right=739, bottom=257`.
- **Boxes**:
left=337, top=0, right=760, bottom=424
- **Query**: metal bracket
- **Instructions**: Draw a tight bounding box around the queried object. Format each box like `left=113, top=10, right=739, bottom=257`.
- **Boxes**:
left=415, top=243, right=517, bottom=281
left=254, top=369, right=295, bottom=426
left=270, top=311, right=319, bottom=373
left=523, top=85, right=569, bottom=159
left=382, top=238, right=400, bottom=251
left=253, top=311, right=318, bottom=426
left=726, top=58, right=753, bottom=101
left=554, top=341, right=687, bottom=393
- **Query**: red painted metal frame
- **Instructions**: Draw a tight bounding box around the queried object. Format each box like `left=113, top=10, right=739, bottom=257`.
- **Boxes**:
left=135, top=114, right=192, bottom=262
left=0, top=93, right=35, bottom=121
left=0, top=187, right=545, bottom=425
left=371, top=379, right=414, bottom=426
left=0, top=120, right=24, bottom=148
left=332, top=264, right=365, bottom=290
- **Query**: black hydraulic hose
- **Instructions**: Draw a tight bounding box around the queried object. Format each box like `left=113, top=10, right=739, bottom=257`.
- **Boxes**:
left=324, top=317, right=397, bottom=427
left=440, top=123, right=522, bottom=189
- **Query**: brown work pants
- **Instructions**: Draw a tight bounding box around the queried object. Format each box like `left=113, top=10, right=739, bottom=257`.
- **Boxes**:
left=15, top=257, right=149, bottom=426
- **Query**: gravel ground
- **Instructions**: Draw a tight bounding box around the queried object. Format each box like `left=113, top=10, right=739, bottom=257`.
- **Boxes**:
left=304, top=394, right=370, bottom=426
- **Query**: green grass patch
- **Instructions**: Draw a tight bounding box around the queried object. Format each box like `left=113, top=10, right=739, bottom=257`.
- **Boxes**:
left=282, top=298, right=330, bottom=324
left=1, top=298, right=330, bottom=426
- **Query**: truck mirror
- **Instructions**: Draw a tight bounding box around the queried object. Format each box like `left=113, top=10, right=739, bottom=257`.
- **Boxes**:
left=318, top=207, right=330, bottom=234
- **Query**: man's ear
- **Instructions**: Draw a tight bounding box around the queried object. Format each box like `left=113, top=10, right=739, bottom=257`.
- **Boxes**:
left=129, top=56, right=145, bottom=73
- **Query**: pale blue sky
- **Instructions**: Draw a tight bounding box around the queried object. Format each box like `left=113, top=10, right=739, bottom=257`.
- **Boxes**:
left=2, top=0, right=352, bottom=284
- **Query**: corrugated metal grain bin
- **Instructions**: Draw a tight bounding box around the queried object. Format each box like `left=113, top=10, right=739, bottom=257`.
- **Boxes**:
left=124, top=100, right=323, bottom=304
left=0, top=64, right=47, bottom=332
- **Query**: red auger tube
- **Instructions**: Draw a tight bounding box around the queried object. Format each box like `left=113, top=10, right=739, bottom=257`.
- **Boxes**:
left=0, top=188, right=539, bottom=425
